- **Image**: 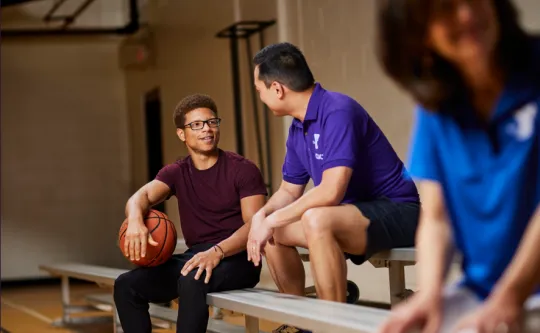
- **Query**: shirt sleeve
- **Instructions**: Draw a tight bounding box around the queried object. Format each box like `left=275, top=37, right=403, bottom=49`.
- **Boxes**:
left=155, top=164, right=177, bottom=196
left=236, top=160, right=268, bottom=199
left=282, top=128, right=310, bottom=185
left=321, top=109, right=362, bottom=171
left=407, top=107, right=442, bottom=182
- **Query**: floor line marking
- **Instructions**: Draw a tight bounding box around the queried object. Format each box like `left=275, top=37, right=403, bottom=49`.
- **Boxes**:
left=1, top=298, right=53, bottom=324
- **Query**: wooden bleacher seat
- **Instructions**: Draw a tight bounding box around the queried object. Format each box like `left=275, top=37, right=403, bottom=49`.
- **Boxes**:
left=39, top=263, right=126, bottom=327
left=39, top=262, right=392, bottom=332
left=40, top=263, right=126, bottom=286
left=176, top=239, right=416, bottom=306
left=207, top=289, right=390, bottom=333
left=297, top=245, right=418, bottom=306
left=39, top=263, right=268, bottom=332
left=86, top=293, right=263, bottom=333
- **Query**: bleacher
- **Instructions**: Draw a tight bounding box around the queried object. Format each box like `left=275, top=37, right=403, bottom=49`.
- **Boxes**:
left=39, top=241, right=420, bottom=332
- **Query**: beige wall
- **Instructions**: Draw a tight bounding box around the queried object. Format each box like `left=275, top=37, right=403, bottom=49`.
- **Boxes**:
left=124, top=0, right=282, bottom=235
left=1, top=38, right=131, bottom=279
left=299, top=0, right=416, bottom=160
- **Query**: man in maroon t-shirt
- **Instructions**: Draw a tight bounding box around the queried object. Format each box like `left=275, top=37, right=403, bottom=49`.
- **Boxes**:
left=114, top=94, right=267, bottom=333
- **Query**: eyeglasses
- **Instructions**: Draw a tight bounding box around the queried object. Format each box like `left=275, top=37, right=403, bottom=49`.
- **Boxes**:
left=183, top=118, right=221, bottom=130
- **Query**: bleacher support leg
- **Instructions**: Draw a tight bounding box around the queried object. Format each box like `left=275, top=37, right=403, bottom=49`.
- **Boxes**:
left=245, top=315, right=259, bottom=333
left=388, top=261, right=406, bottom=306
left=212, top=306, right=224, bottom=319
left=52, top=275, right=114, bottom=327
left=61, top=276, right=70, bottom=323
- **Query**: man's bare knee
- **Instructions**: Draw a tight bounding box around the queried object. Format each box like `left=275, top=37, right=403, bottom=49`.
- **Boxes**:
left=302, top=208, right=333, bottom=241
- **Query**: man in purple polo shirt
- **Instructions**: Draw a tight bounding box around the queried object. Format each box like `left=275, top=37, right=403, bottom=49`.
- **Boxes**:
left=247, top=42, right=420, bottom=333
left=114, top=94, right=267, bottom=333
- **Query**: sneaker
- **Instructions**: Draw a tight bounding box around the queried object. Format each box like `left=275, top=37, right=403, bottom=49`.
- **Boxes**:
left=272, top=324, right=312, bottom=333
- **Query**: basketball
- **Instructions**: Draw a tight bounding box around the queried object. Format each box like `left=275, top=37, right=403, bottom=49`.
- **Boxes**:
left=119, top=209, right=177, bottom=267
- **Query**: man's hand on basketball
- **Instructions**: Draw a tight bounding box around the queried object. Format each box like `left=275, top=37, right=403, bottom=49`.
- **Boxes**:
left=247, top=211, right=274, bottom=267
left=181, top=249, right=222, bottom=284
left=124, top=218, right=158, bottom=261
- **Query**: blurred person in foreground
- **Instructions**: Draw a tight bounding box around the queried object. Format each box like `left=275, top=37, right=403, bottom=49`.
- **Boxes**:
left=375, top=0, right=540, bottom=332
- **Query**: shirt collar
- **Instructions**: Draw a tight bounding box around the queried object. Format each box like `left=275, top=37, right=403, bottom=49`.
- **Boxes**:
left=292, top=83, right=325, bottom=128
left=492, top=68, right=540, bottom=121
left=445, top=65, right=540, bottom=127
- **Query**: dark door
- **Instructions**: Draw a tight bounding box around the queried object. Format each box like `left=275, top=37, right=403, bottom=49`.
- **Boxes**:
left=144, top=88, right=166, bottom=213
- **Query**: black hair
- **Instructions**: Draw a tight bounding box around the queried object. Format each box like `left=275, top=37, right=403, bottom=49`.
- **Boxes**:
left=253, top=42, right=315, bottom=92
left=173, top=94, right=217, bottom=128
left=375, top=0, right=533, bottom=112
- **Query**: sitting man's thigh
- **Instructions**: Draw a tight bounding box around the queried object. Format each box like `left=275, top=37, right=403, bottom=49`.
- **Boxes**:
left=352, top=198, right=418, bottom=257
left=115, top=255, right=186, bottom=303
left=206, top=252, right=262, bottom=291
left=300, top=198, right=419, bottom=260
left=300, top=204, right=368, bottom=255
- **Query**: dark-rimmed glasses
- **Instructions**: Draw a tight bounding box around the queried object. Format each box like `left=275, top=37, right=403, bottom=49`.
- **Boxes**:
left=183, top=118, right=221, bottom=130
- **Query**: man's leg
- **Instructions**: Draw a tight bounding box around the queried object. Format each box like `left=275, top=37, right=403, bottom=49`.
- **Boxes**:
left=264, top=222, right=308, bottom=296
left=301, top=206, right=367, bottom=302
left=176, top=245, right=261, bottom=333
left=265, top=212, right=361, bottom=301
left=113, top=255, right=187, bottom=333
left=301, top=199, right=419, bottom=302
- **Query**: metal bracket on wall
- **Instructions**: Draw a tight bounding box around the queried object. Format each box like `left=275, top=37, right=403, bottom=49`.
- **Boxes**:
left=216, top=20, right=277, bottom=195
left=2, top=0, right=142, bottom=37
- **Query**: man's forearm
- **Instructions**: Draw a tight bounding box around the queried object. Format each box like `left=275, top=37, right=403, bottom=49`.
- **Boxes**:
left=490, top=205, right=540, bottom=305
left=216, top=223, right=251, bottom=257
left=266, top=185, right=337, bottom=229
left=416, top=216, right=454, bottom=297
left=260, top=188, right=298, bottom=216
left=125, top=191, right=150, bottom=219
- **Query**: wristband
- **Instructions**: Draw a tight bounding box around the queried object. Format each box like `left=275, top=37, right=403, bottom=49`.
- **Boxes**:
left=214, top=245, right=225, bottom=260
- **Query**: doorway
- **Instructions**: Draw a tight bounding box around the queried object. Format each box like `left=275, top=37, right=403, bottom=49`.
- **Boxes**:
left=144, top=88, right=166, bottom=213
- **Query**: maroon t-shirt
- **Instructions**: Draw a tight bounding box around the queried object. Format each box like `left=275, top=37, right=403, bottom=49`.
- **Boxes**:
left=155, top=149, right=267, bottom=248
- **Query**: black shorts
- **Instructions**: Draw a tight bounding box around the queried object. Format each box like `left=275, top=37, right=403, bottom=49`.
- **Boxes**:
left=345, top=197, right=420, bottom=265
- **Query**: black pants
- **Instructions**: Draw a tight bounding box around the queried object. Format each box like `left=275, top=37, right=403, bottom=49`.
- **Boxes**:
left=114, top=243, right=261, bottom=333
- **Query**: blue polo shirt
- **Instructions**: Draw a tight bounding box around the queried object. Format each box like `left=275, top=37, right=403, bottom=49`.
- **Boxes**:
left=282, top=83, right=419, bottom=204
left=408, top=40, right=540, bottom=299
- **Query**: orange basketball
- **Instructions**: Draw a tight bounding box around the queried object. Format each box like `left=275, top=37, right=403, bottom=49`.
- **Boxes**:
left=119, top=209, right=177, bottom=267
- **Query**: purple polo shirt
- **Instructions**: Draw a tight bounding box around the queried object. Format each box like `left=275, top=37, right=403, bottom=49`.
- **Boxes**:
left=283, top=83, right=419, bottom=203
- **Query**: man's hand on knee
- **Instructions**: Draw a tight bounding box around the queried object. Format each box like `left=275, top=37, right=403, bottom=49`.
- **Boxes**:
left=181, top=247, right=223, bottom=284
left=247, top=211, right=275, bottom=267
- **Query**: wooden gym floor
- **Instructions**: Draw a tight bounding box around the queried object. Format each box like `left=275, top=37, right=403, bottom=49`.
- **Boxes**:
left=1, top=281, right=282, bottom=333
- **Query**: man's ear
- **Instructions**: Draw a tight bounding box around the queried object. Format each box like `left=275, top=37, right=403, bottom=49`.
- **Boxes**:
left=271, top=81, right=285, bottom=100
left=176, top=128, right=186, bottom=142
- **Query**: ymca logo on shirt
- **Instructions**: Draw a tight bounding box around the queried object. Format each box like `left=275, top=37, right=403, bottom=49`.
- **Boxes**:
left=506, top=102, right=537, bottom=141
left=313, top=133, right=320, bottom=149
left=313, top=133, right=323, bottom=160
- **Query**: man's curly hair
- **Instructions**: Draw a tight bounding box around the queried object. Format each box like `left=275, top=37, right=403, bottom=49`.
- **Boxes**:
left=173, top=94, right=218, bottom=128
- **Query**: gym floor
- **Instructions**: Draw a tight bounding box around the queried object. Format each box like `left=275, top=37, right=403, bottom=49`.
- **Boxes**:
left=1, top=281, right=282, bottom=333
